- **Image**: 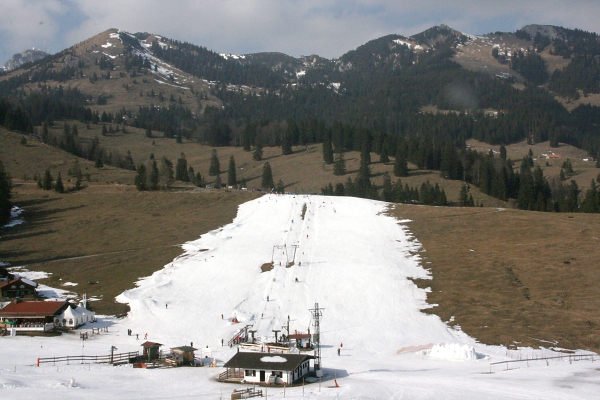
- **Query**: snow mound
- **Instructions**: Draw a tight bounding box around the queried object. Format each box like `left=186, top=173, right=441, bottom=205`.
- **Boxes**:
left=2, top=206, right=24, bottom=228
left=425, top=343, right=486, bottom=361
left=260, top=356, right=287, bottom=363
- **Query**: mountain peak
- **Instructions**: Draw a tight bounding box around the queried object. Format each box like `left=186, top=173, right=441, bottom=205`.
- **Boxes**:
left=3, top=48, right=49, bottom=72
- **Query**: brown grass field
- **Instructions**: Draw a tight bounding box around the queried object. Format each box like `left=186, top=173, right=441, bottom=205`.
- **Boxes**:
left=0, top=183, right=257, bottom=316
left=1, top=125, right=600, bottom=352
left=392, top=205, right=600, bottom=352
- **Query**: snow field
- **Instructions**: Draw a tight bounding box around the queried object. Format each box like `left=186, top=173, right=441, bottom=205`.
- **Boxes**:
left=1, top=194, right=599, bottom=399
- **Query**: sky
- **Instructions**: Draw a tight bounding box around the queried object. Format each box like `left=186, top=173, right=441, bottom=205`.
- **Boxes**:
left=0, top=0, right=599, bottom=64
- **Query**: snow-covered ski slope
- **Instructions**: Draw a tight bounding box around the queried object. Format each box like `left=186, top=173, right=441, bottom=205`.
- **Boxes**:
left=1, top=195, right=599, bottom=399
left=118, top=194, right=453, bottom=351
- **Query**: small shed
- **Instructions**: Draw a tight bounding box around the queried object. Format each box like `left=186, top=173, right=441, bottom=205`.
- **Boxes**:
left=222, top=352, right=314, bottom=385
left=171, top=345, right=197, bottom=366
left=141, top=341, right=163, bottom=361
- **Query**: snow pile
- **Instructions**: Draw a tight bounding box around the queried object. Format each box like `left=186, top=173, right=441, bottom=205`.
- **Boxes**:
left=2, top=206, right=24, bottom=228
left=260, top=356, right=287, bottom=363
left=425, top=343, right=485, bottom=361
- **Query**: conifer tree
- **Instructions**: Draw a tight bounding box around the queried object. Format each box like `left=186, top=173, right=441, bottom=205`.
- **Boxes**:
left=175, top=153, right=189, bottom=181
left=261, top=162, right=274, bottom=190
left=253, top=144, right=263, bottom=161
left=188, top=166, right=196, bottom=184
left=54, top=172, right=64, bottom=193
left=275, top=180, right=285, bottom=194
left=380, top=145, right=389, bottom=164
left=282, top=123, right=293, bottom=155
left=322, top=137, right=334, bottom=164
left=42, top=169, right=53, bottom=190
left=382, top=172, right=393, bottom=202
left=135, top=164, right=148, bottom=191
left=459, top=184, right=469, bottom=206
left=227, top=155, right=237, bottom=186
left=195, top=172, right=203, bottom=187
left=149, top=160, right=159, bottom=190
left=0, top=160, right=12, bottom=224
left=160, top=157, right=174, bottom=188
left=214, top=174, right=222, bottom=189
left=41, top=122, right=49, bottom=143
left=333, top=152, right=346, bottom=176
left=209, top=149, right=220, bottom=176
left=242, top=123, right=255, bottom=151
left=394, top=150, right=409, bottom=177
left=581, top=180, right=599, bottom=213
left=355, top=150, right=373, bottom=198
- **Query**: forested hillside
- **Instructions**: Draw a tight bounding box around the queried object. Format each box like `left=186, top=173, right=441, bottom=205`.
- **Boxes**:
left=0, top=24, right=599, bottom=213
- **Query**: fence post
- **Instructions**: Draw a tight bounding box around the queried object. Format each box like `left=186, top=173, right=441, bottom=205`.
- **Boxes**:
left=37, top=358, right=40, bottom=367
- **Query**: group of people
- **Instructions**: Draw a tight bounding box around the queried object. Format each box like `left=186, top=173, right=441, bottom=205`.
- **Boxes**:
left=127, top=329, right=148, bottom=340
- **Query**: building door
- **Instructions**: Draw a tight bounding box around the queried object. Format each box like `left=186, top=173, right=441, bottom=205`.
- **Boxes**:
left=260, top=370, right=265, bottom=382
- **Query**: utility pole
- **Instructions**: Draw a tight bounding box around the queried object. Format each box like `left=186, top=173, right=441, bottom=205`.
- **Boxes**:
left=309, top=303, right=324, bottom=375
left=272, top=329, right=281, bottom=344
left=281, top=315, right=290, bottom=347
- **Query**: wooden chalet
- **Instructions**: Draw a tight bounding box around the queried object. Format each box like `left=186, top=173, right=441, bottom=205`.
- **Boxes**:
left=141, top=341, right=162, bottom=361
left=222, top=352, right=314, bottom=385
left=0, top=300, right=69, bottom=332
left=0, top=277, right=38, bottom=299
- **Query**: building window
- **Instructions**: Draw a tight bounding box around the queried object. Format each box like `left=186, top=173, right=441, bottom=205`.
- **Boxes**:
left=245, top=370, right=256, bottom=377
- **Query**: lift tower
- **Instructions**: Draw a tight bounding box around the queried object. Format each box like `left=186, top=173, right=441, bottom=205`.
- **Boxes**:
left=309, top=303, right=324, bottom=375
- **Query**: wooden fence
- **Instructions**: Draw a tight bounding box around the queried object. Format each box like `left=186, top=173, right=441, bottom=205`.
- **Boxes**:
left=231, top=387, right=263, bottom=399
left=37, top=351, right=139, bottom=366
left=489, top=353, right=596, bottom=373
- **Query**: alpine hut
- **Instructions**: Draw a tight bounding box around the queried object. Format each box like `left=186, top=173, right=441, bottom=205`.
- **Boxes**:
left=222, top=352, right=314, bottom=385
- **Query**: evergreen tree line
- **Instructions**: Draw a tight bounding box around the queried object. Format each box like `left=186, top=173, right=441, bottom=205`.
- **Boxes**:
left=321, top=173, right=448, bottom=206
left=548, top=56, right=600, bottom=99
left=135, top=152, right=206, bottom=191
left=148, top=37, right=286, bottom=89
left=509, top=49, right=549, bottom=85
left=0, top=160, right=12, bottom=225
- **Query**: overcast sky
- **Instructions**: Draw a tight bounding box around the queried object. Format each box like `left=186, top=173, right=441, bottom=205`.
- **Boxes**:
left=1, top=0, right=599, bottom=64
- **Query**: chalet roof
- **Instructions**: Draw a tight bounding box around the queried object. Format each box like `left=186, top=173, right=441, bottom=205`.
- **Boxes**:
left=0, top=277, right=37, bottom=290
left=224, top=352, right=314, bottom=371
left=0, top=300, right=69, bottom=317
left=171, top=346, right=197, bottom=353
left=141, top=341, right=163, bottom=347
